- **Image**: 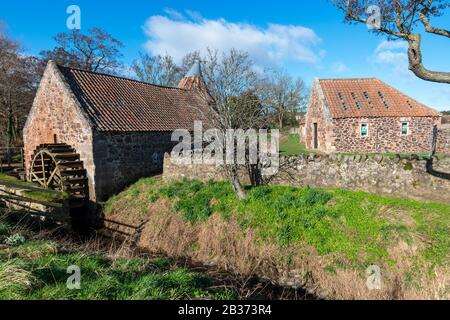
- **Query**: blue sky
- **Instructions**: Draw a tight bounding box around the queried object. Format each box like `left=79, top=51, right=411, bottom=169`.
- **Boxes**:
left=1, top=0, right=449, bottom=110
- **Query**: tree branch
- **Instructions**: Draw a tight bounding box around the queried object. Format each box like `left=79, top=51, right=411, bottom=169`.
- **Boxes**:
left=407, top=34, right=450, bottom=83
left=336, top=3, right=408, bottom=39
left=419, top=12, right=450, bottom=37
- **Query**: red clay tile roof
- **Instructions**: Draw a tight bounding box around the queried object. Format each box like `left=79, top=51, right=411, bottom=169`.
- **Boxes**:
left=58, top=65, right=210, bottom=132
left=318, top=78, right=441, bottom=119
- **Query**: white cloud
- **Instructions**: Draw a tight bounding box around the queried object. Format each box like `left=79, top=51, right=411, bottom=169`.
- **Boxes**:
left=371, top=40, right=413, bottom=79
left=375, top=40, right=408, bottom=53
left=370, top=41, right=450, bottom=111
left=142, top=12, right=323, bottom=66
left=331, top=61, right=349, bottom=74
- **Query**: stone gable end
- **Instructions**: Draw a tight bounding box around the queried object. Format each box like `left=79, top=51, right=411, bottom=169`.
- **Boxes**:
left=23, top=61, right=96, bottom=199
left=304, top=81, right=335, bottom=153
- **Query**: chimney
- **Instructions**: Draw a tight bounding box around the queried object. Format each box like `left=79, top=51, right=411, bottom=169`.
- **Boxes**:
left=178, top=61, right=209, bottom=95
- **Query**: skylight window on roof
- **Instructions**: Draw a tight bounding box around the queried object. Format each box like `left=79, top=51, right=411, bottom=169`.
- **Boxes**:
left=351, top=92, right=362, bottom=109
left=407, top=100, right=414, bottom=108
left=378, top=91, right=389, bottom=108
left=363, top=91, right=373, bottom=108
left=338, top=92, right=348, bottom=111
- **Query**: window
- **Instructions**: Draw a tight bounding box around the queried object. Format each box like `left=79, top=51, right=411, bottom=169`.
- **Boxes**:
left=363, top=91, right=373, bottom=108
left=338, top=92, right=348, bottom=111
left=378, top=91, right=389, bottom=108
left=351, top=92, right=362, bottom=109
left=406, top=100, right=414, bottom=109
left=361, top=123, right=369, bottom=137
left=401, top=122, right=409, bottom=135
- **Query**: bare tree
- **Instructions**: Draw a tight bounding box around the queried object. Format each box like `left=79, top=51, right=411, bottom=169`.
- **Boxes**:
left=40, top=28, right=124, bottom=73
left=132, top=52, right=182, bottom=86
left=260, top=69, right=308, bottom=129
left=332, top=0, right=449, bottom=83
left=181, top=51, right=202, bottom=76
left=0, top=29, right=39, bottom=149
left=195, top=49, right=269, bottom=199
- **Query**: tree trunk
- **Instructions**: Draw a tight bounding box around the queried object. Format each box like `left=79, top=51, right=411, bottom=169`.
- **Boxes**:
left=7, top=110, right=14, bottom=146
left=279, top=113, right=283, bottom=129
left=407, top=34, right=450, bottom=84
left=247, top=163, right=262, bottom=187
left=228, top=167, right=247, bottom=200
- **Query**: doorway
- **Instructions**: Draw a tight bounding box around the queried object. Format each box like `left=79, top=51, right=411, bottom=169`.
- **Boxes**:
left=313, top=123, right=318, bottom=149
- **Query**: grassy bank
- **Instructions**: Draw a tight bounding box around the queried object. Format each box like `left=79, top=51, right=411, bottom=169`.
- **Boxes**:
left=0, top=214, right=234, bottom=300
left=105, top=178, right=450, bottom=299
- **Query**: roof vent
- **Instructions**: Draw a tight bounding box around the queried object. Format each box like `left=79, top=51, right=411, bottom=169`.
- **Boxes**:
left=338, top=92, right=348, bottom=111
left=378, top=91, right=389, bottom=108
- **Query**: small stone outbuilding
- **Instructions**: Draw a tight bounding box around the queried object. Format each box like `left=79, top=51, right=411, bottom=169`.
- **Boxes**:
left=304, top=78, right=442, bottom=154
left=23, top=60, right=210, bottom=201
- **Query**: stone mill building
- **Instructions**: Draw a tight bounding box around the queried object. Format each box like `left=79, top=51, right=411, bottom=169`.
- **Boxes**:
left=23, top=60, right=210, bottom=202
left=304, top=78, right=443, bottom=154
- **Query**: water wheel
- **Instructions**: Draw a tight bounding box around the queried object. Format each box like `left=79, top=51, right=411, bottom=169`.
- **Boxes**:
left=29, top=143, right=88, bottom=200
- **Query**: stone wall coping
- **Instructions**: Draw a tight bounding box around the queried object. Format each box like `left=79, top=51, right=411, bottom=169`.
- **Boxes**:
left=165, top=151, right=449, bottom=165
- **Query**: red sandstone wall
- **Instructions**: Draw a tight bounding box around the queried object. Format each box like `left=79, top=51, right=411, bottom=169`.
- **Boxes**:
left=304, top=84, right=334, bottom=153
left=23, top=61, right=96, bottom=200
left=332, top=116, right=441, bottom=154
left=437, top=127, right=450, bottom=155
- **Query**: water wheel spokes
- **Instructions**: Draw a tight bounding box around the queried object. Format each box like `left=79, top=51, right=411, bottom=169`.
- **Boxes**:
left=29, top=143, right=88, bottom=200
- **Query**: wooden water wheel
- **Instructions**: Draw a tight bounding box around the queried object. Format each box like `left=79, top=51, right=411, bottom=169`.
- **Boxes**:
left=29, top=143, right=88, bottom=200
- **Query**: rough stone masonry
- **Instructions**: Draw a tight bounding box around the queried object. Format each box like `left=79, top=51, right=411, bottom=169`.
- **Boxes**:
left=23, top=60, right=209, bottom=202
left=163, top=153, right=450, bottom=204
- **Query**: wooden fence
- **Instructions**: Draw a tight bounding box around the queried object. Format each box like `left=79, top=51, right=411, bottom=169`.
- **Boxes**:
left=0, top=147, right=24, bottom=174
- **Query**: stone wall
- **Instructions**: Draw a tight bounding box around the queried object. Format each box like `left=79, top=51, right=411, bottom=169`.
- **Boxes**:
left=163, top=153, right=450, bottom=204
left=304, top=81, right=334, bottom=153
left=22, top=61, right=96, bottom=199
left=332, top=116, right=441, bottom=154
left=437, top=127, right=450, bottom=155
left=23, top=61, right=177, bottom=202
left=93, top=131, right=176, bottom=201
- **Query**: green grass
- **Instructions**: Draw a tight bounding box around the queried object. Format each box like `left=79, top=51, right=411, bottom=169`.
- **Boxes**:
left=0, top=173, right=68, bottom=203
left=279, top=134, right=308, bottom=156
left=0, top=218, right=234, bottom=300
left=0, top=173, right=30, bottom=187
left=109, top=178, right=450, bottom=271
left=21, top=190, right=69, bottom=203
